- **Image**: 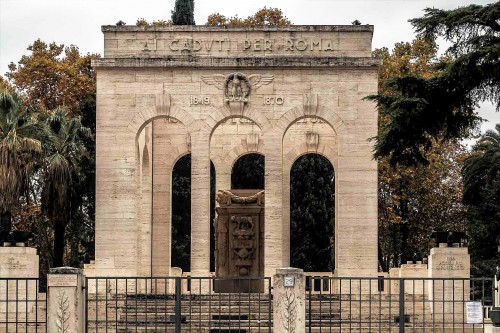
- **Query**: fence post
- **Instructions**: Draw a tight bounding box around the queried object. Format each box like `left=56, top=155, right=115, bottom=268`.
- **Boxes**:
left=399, top=278, right=405, bottom=333
left=47, top=267, right=85, bottom=333
left=273, top=267, right=306, bottom=333
left=175, top=277, right=182, bottom=333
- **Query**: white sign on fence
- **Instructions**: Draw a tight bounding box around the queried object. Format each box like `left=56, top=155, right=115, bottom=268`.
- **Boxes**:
left=466, top=301, right=483, bottom=324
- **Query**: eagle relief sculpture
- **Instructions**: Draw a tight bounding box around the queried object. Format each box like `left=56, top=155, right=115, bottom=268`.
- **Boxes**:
left=201, top=72, right=274, bottom=104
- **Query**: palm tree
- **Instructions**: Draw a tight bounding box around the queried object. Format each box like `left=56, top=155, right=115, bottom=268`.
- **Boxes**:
left=39, top=108, right=90, bottom=267
left=0, top=89, right=41, bottom=235
left=462, top=124, right=500, bottom=205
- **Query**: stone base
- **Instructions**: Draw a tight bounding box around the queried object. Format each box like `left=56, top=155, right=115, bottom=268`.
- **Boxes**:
left=0, top=247, right=39, bottom=313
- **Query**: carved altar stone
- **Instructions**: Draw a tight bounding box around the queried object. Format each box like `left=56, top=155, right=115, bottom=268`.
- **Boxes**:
left=215, top=189, right=265, bottom=292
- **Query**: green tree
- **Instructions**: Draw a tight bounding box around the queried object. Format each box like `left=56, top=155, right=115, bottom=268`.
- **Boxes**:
left=463, top=124, right=500, bottom=277
left=39, top=108, right=91, bottom=267
left=0, top=89, right=41, bottom=234
left=367, top=2, right=499, bottom=166
left=6, top=39, right=98, bottom=267
left=206, top=7, right=291, bottom=27
left=290, top=154, right=334, bottom=272
left=463, top=124, right=500, bottom=205
left=374, top=38, right=468, bottom=270
left=171, top=0, right=195, bottom=25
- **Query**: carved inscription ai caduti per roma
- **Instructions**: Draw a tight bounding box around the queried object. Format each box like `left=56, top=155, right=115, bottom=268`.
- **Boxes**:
left=168, top=38, right=336, bottom=53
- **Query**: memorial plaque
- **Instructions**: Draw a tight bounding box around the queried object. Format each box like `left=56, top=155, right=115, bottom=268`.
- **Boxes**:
left=48, top=274, right=78, bottom=287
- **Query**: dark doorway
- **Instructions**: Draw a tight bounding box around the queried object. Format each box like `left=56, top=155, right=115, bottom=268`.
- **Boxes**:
left=231, top=153, right=265, bottom=189
left=290, top=154, right=335, bottom=272
left=171, top=154, right=216, bottom=272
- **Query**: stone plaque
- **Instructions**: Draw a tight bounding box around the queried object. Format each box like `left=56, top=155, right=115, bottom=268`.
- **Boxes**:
left=48, top=274, right=78, bottom=287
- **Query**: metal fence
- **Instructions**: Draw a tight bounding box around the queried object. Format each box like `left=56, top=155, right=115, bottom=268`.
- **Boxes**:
left=0, top=278, right=47, bottom=333
left=306, top=276, right=494, bottom=333
left=85, top=276, right=272, bottom=333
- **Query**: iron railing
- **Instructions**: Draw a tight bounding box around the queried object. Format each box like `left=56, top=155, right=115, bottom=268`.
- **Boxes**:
left=85, top=276, right=272, bottom=333
left=306, top=276, right=494, bottom=333
left=0, top=278, right=47, bottom=333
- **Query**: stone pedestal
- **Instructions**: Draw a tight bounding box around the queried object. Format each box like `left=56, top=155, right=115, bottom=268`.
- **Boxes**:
left=273, top=268, right=305, bottom=333
left=47, top=267, right=85, bottom=333
left=428, top=246, right=470, bottom=322
left=214, top=189, right=264, bottom=293
left=0, top=246, right=39, bottom=313
left=389, top=263, right=428, bottom=295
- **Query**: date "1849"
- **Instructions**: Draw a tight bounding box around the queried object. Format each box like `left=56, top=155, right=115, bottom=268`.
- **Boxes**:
left=189, top=96, right=210, bottom=105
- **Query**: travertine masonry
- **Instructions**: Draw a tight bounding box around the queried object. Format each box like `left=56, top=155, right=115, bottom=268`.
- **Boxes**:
left=91, top=25, right=380, bottom=278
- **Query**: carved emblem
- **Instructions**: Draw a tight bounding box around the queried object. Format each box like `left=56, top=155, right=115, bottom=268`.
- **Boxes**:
left=201, top=73, right=274, bottom=104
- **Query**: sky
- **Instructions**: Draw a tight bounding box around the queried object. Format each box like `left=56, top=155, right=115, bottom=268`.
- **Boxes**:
left=0, top=0, right=498, bottom=133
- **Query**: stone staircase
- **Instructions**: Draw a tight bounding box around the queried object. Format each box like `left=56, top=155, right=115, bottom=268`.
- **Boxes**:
left=87, top=293, right=271, bottom=333
left=87, top=292, right=485, bottom=333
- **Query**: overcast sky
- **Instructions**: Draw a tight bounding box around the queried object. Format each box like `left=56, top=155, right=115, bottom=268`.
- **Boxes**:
left=0, top=0, right=497, bottom=133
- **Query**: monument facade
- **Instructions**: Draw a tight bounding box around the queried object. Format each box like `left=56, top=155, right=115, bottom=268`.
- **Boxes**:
left=90, top=25, right=380, bottom=278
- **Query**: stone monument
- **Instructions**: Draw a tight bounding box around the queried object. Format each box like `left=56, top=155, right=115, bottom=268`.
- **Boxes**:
left=91, top=25, right=380, bottom=278
left=214, top=189, right=265, bottom=292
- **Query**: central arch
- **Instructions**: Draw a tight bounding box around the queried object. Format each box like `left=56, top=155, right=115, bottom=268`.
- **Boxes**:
left=231, top=153, right=265, bottom=190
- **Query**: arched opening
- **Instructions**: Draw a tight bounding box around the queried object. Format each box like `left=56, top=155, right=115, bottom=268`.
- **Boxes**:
left=171, top=154, right=216, bottom=272
left=290, top=153, right=335, bottom=271
left=231, top=153, right=265, bottom=189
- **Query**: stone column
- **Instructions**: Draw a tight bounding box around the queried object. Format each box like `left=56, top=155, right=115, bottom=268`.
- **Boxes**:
left=190, top=133, right=211, bottom=277
left=151, top=121, right=172, bottom=277
left=428, top=245, right=470, bottom=322
left=264, top=130, right=284, bottom=278
left=273, top=268, right=306, bottom=333
left=47, top=267, right=85, bottom=333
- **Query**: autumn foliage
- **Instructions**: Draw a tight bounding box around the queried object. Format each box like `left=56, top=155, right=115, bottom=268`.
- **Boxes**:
left=206, top=7, right=291, bottom=27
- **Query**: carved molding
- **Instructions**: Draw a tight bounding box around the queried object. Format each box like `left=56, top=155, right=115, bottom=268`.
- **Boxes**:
left=155, top=93, right=171, bottom=116
left=303, top=94, right=319, bottom=116
left=306, top=131, right=319, bottom=152
left=186, top=133, right=191, bottom=151
left=216, top=190, right=265, bottom=206
left=246, top=133, right=259, bottom=152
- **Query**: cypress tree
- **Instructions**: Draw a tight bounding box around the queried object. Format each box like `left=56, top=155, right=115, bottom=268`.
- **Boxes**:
left=171, top=0, right=195, bottom=25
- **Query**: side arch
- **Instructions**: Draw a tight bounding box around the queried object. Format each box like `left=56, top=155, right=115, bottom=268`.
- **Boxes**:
left=205, top=106, right=273, bottom=137
left=275, top=106, right=345, bottom=138
left=128, top=105, right=198, bottom=140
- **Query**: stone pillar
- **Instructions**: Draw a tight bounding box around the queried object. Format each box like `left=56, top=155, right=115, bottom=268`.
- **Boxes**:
left=190, top=133, right=211, bottom=277
left=273, top=268, right=306, bottom=333
left=428, top=245, right=470, bottom=322
left=264, top=130, right=284, bottom=278
left=151, top=121, right=172, bottom=277
left=47, top=267, right=85, bottom=333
